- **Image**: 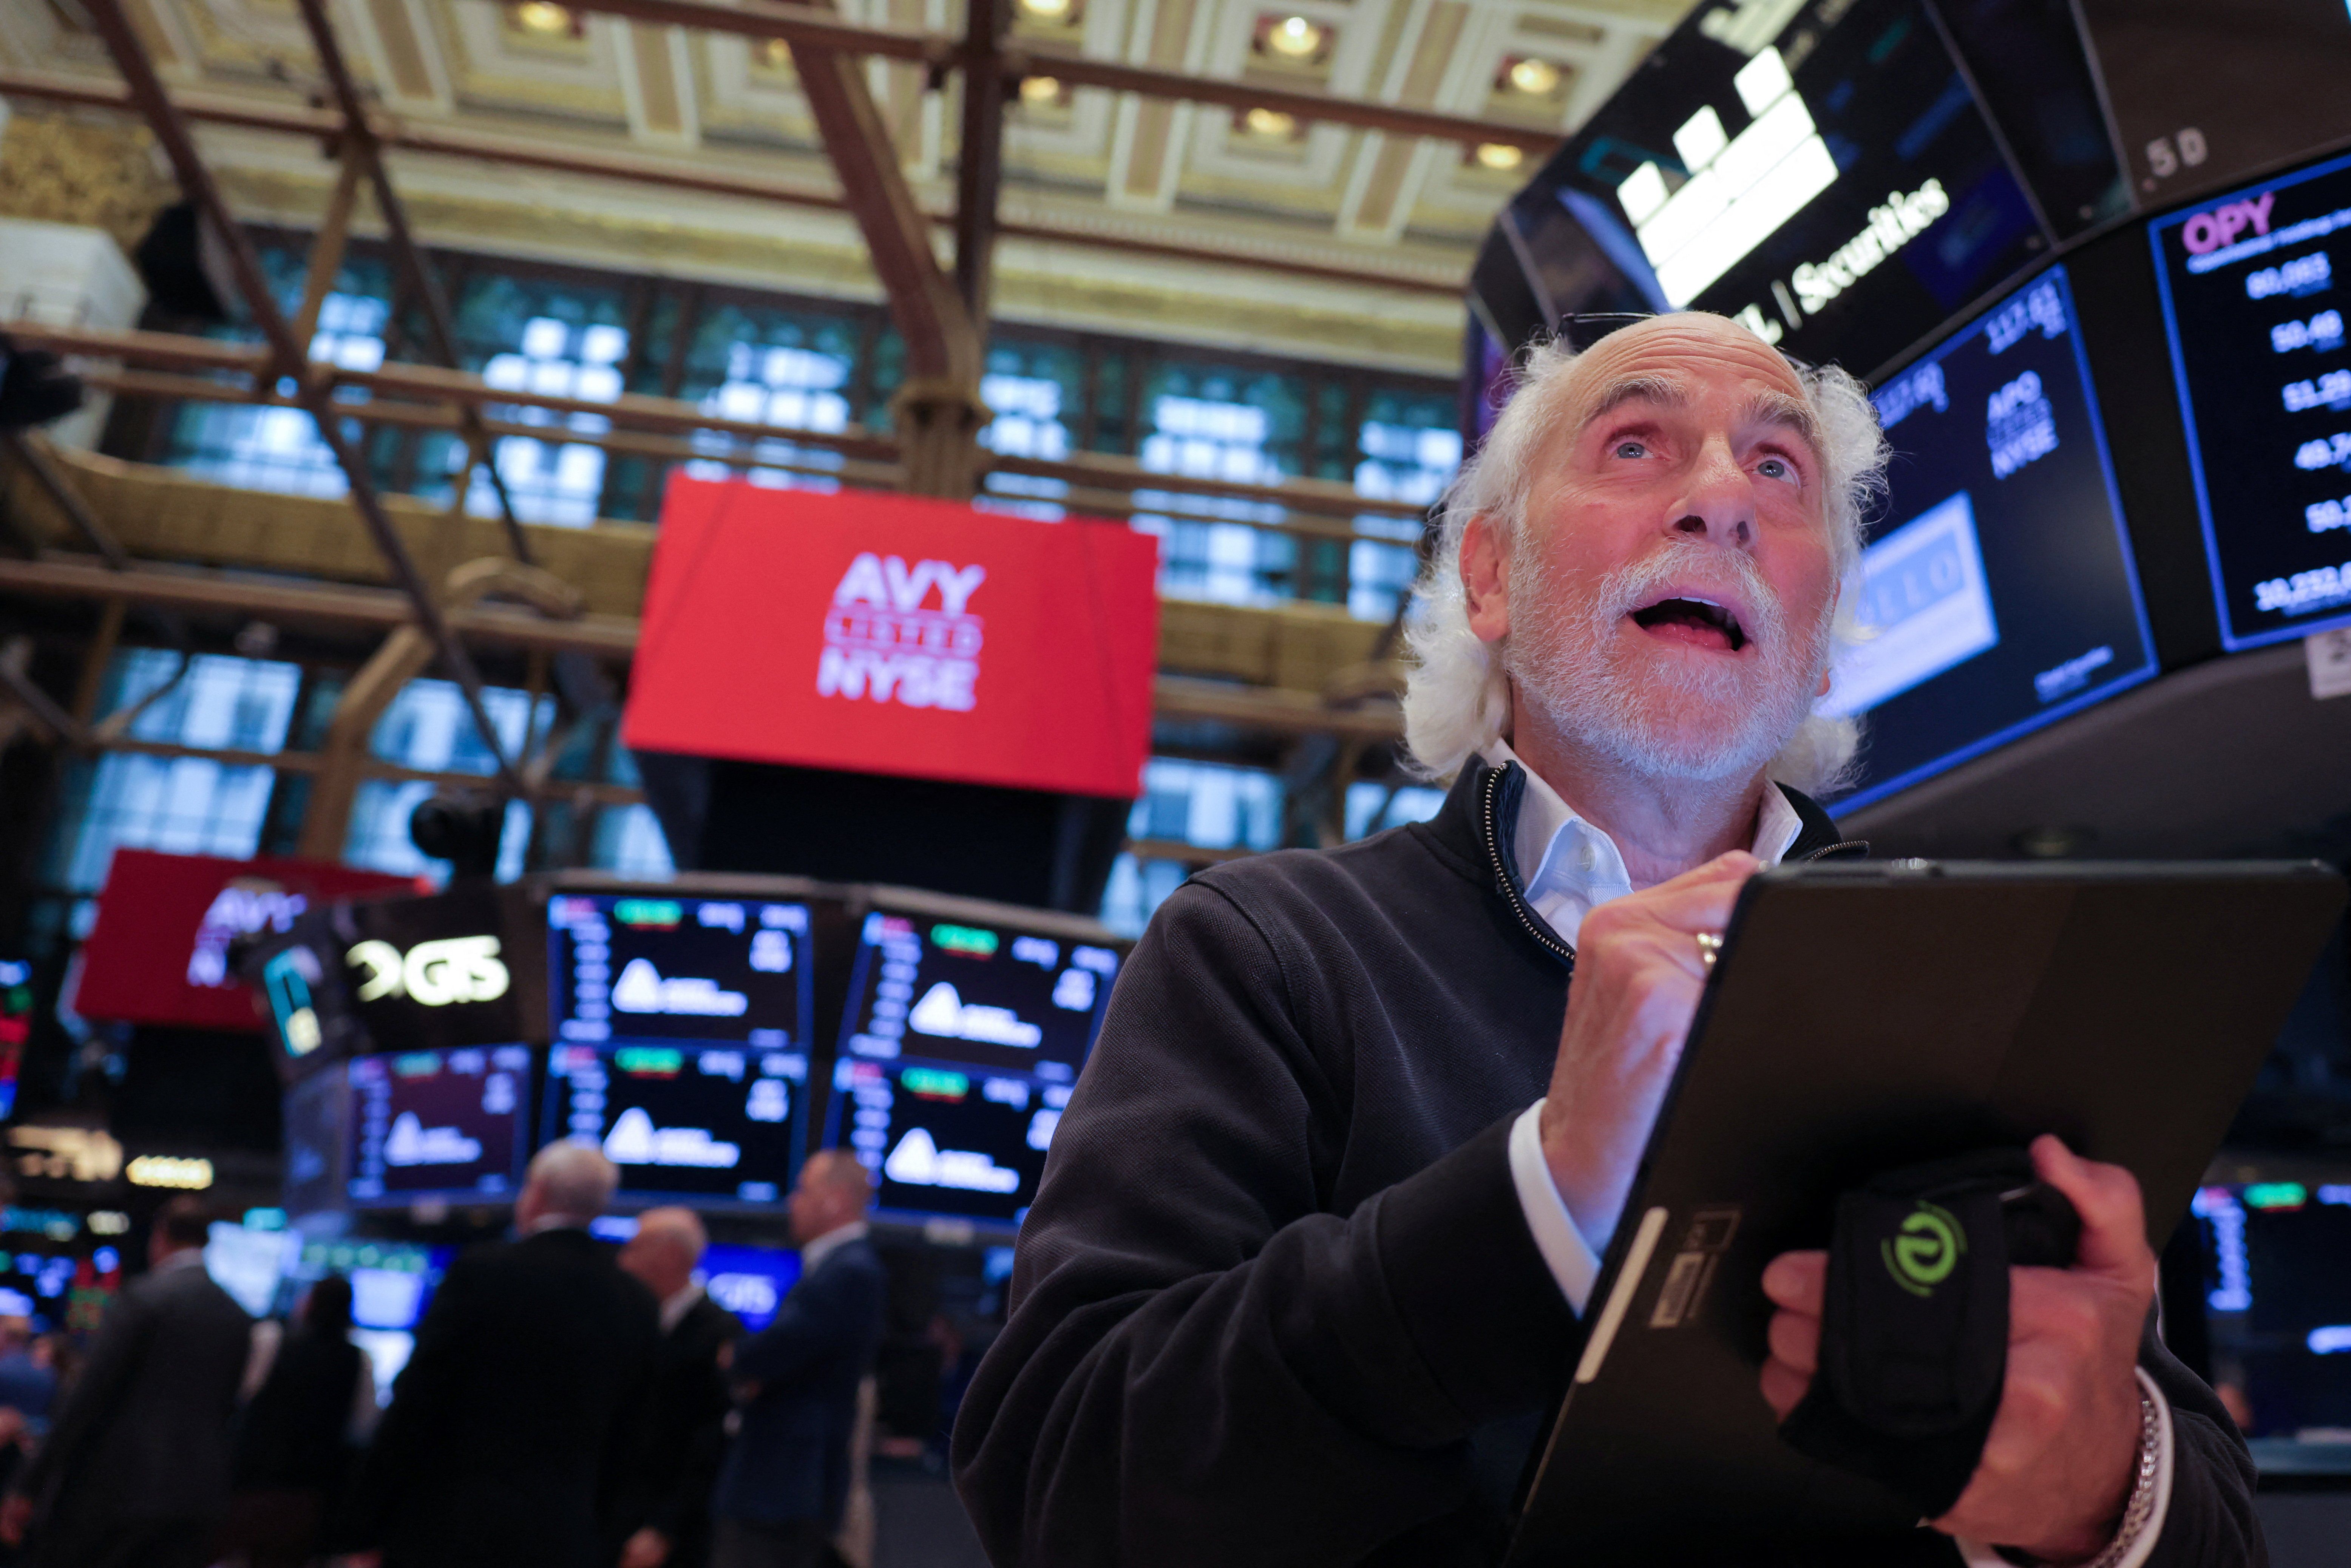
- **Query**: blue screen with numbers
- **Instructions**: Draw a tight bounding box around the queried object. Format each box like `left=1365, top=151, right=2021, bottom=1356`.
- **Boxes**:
left=1823, top=264, right=2157, bottom=810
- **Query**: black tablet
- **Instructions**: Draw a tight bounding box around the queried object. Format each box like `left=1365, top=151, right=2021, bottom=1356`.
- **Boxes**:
left=1506, top=859, right=2346, bottom=1566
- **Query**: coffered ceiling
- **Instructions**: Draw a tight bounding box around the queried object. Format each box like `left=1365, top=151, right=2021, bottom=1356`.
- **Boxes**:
left=1, top=0, right=1693, bottom=370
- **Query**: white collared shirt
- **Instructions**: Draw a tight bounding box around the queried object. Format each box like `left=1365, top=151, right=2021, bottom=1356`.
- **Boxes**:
left=797, top=1220, right=869, bottom=1278
left=1485, top=740, right=2170, bottom=1568
left=660, top=1281, right=706, bottom=1336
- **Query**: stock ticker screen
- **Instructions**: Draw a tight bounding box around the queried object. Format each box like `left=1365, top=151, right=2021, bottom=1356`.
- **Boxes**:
left=346, top=1046, right=533, bottom=1207
left=1826, top=265, right=2156, bottom=808
left=826, top=911, right=1121, bottom=1227
left=545, top=1045, right=807, bottom=1208
left=2192, top=1177, right=2351, bottom=1441
left=2152, top=150, right=2351, bottom=650
left=548, top=895, right=813, bottom=1049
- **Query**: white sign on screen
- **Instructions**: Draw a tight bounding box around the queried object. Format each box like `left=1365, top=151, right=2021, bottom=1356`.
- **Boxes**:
left=1818, top=491, right=2000, bottom=718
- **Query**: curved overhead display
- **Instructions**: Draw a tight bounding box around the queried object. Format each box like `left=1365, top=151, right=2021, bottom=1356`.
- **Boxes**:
left=1475, top=0, right=2124, bottom=388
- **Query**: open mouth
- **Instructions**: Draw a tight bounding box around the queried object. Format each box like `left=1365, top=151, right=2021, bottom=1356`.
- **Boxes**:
left=1630, top=595, right=1748, bottom=653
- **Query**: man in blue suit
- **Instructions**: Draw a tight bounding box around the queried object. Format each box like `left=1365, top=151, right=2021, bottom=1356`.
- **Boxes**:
left=713, top=1151, right=886, bottom=1568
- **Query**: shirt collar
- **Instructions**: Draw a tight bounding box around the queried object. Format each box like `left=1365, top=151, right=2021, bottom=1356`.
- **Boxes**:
left=151, top=1248, right=207, bottom=1275
left=797, top=1220, right=868, bottom=1278
left=660, top=1281, right=705, bottom=1336
left=1479, top=739, right=1805, bottom=947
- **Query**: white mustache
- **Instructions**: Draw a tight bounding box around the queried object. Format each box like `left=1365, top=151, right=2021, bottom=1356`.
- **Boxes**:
left=1593, top=539, right=1787, bottom=649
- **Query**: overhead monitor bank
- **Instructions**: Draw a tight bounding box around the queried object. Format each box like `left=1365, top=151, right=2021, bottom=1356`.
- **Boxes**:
left=1828, top=266, right=2156, bottom=808
left=278, top=880, right=1128, bottom=1227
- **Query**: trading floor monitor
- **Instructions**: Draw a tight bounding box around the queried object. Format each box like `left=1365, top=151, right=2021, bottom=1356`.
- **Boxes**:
left=825, top=893, right=1126, bottom=1230
left=2192, top=1165, right=2351, bottom=1447
left=345, top=1045, right=534, bottom=1207
left=544, top=1044, right=808, bottom=1210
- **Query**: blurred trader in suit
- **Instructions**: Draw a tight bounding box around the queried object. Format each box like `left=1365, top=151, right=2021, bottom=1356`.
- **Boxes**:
left=618, top=1207, right=746, bottom=1568
left=355, top=1142, right=660, bottom=1568
left=712, top=1152, right=886, bottom=1568
left=0, top=1196, right=251, bottom=1568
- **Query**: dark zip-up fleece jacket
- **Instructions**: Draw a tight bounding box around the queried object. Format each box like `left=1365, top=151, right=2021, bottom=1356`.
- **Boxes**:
left=950, top=756, right=2260, bottom=1568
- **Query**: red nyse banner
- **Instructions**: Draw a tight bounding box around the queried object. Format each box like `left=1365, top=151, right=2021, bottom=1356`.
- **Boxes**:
left=624, top=477, right=1161, bottom=799
left=78, top=850, right=422, bottom=1030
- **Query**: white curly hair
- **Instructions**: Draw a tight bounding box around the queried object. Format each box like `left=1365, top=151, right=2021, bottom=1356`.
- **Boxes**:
left=1401, top=321, right=1890, bottom=796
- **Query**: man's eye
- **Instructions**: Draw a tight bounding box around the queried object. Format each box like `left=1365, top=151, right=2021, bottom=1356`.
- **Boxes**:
left=1757, top=456, right=1796, bottom=482
left=1612, top=440, right=1648, bottom=460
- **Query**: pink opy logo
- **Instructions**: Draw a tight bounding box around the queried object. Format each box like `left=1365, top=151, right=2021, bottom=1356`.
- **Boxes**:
left=2182, top=193, right=2276, bottom=255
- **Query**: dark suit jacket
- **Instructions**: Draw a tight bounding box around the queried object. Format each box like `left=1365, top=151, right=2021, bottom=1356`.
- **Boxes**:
left=624, top=1292, right=744, bottom=1568
left=357, top=1226, right=660, bottom=1568
left=16, top=1254, right=252, bottom=1549
left=713, top=1237, right=885, bottom=1529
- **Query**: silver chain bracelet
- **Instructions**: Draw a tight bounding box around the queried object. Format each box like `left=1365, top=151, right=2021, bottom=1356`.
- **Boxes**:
left=2077, top=1387, right=2165, bottom=1568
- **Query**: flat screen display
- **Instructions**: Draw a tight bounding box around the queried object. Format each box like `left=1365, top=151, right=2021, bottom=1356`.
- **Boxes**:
left=827, top=910, right=1121, bottom=1227
left=1531, top=0, right=2044, bottom=376
left=346, top=1046, right=533, bottom=1207
left=544, top=1044, right=808, bottom=1208
left=0, top=1245, right=114, bottom=1330
left=2192, top=1177, right=2351, bottom=1441
left=548, top=895, right=813, bottom=1049
left=698, top=1241, right=803, bottom=1332
left=2150, top=151, right=2351, bottom=650
left=281, top=1066, right=349, bottom=1218
left=204, top=1222, right=294, bottom=1316
left=274, top=1236, right=452, bottom=1332
left=1826, top=264, right=2156, bottom=808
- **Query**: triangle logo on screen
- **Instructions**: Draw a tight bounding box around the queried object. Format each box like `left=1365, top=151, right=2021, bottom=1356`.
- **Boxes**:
left=602, top=1107, right=742, bottom=1169
left=610, top=958, right=749, bottom=1018
left=906, top=982, right=1043, bottom=1048
left=382, top=1111, right=482, bottom=1168
left=883, top=1127, right=1019, bottom=1194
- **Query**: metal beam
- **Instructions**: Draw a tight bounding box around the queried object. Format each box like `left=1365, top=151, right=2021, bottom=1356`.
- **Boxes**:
left=547, top=0, right=1560, bottom=150
left=954, top=0, right=1010, bottom=320
left=1001, top=46, right=1559, bottom=151
left=83, top=0, right=525, bottom=792
left=787, top=31, right=978, bottom=387
left=290, top=0, right=534, bottom=563
left=0, top=70, right=1464, bottom=297
left=12, top=321, right=1432, bottom=522
left=0, top=555, right=1404, bottom=739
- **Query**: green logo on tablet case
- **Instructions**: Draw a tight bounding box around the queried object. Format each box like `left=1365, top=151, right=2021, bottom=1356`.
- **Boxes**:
left=1883, top=1202, right=1966, bottom=1298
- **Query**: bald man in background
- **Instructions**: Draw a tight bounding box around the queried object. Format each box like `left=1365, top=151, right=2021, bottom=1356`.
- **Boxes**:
left=618, top=1208, right=746, bottom=1568
left=355, top=1142, right=661, bottom=1568
left=711, top=1153, right=886, bottom=1568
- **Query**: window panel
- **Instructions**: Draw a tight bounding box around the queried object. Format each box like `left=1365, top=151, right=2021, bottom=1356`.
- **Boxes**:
left=49, top=650, right=302, bottom=892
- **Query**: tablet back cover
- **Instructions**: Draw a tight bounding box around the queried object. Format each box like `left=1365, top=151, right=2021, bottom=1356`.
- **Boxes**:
left=1507, top=860, right=2345, bottom=1565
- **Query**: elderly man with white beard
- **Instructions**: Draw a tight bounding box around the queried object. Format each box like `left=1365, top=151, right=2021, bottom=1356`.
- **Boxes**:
left=950, top=313, right=2258, bottom=1568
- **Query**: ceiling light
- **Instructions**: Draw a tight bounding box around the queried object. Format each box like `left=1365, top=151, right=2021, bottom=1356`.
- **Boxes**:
left=760, top=38, right=791, bottom=68
left=1019, top=75, right=1064, bottom=106
left=1475, top=142, right=1525, bottom=171
left=1264, top=15, right=1325, bottom=59
left=1244, top=107, right=1298, bottom=139
left=511, top=2, right=573, bottom=36
left=1506, top=57, right=1560, bottom=97
left=1017, top=0, right=1076, bottom=18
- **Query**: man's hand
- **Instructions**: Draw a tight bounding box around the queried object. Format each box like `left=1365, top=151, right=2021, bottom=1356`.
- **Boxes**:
left=0, top=1493, right=32, bottom=1548
left=620, top=1526, right=672, bottom=1568
left=1539, top=851, right=1756, bottom=1244
left=1759, top=1135, right=2153, bottom=1561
